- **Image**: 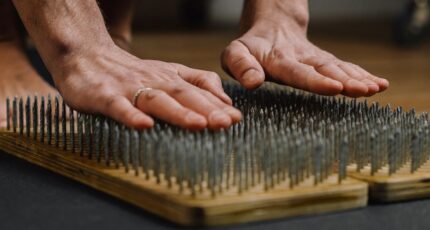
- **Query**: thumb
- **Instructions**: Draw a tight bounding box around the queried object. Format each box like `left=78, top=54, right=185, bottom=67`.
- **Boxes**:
left=221, top=41, right=265, bottom=89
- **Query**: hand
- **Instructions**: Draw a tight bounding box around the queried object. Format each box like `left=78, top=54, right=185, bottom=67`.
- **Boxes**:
left=11, top=0, right=241, bottom=130
left=222, top=0, right=389, bottom=97
left=54, top=45, right=241, bottom=130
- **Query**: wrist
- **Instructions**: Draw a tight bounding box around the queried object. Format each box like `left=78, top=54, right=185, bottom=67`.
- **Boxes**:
left=49, top=36, right=115, bottom=71
left=240, top=0, right=309, bottom=32
left=48, top=39, right=117, bottom=83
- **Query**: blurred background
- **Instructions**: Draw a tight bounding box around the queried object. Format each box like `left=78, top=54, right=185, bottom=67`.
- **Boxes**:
left=128, top=0, right=430, bottom=112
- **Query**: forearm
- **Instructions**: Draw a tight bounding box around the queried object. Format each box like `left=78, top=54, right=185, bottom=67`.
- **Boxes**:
left=12, top=0, right=113, bottom=75
left=241, top=0, right=309, bottom=31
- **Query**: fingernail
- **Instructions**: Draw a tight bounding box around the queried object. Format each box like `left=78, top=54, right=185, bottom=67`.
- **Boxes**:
left=333, top=80, right=343, bottom=88
left=132, top=113, right=154, bottom=127
left=242, top=69, right=264, bottom=89
left=185, top=112, right=207, bottom=126
left=223, top=107, right=242, bottom=122
left=347, top=79, right=367, bottom=88
left=368, top=84, right=379, bottom=92
left=326, top=79, right=343, bottom=91
left=209, top=110, right=232, bottom=128
left=221, top=92, right=233, bottom=105
left=380, top=79, right=389, bottom=88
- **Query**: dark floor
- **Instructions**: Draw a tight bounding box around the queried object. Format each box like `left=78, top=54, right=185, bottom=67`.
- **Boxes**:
left=1, top=151, right=430, bottom=230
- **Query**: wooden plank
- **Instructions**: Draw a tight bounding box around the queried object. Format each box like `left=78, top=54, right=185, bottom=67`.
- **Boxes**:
left=0, top=129, right=368, bottom=226
left=348, top=163, right=430, bottom=202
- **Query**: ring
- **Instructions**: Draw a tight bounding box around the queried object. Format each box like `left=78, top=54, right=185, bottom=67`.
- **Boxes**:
left=132, top=87, right=153, bottom=107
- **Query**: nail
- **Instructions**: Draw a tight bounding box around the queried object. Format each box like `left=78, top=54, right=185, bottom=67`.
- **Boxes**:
left=12, top=97, right=17, bottom=133
left=6, top=97, right=10, bottom=130
left=19, top=98, right=23, bottom=136
left=47, top=95, right=52, bottom=144
left=223, top=107, right=242, bottom=122
left=241, top=69, right=264, bottom=89
left=208, top=110, right=232, bottom=128
left=40, top=97, right=45, bottom=142
left=185, top=112, right=206, bottom=127
left=32, top=95, right=38, bottom=140
left=221, top=92, right=233, bottom=105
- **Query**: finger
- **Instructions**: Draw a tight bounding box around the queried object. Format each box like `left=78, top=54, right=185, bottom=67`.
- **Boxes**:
left=338, top=62, right=379, bottom=96
left=104, top=96, right=154, bottom=129
left=221, top=40, right=265, bottom=89
left=174, top=64, right=233, bottom=105
left=164, top=84, right=233, bottom=129
left=301, top=57, right=369, bottom=97
left=197, top=88, right=242, bottom=124
left=136, top=89, right=208, bottom=130
left=350, top=64, right=389, bottom=92
left=268, top=58, right=343, bottom=96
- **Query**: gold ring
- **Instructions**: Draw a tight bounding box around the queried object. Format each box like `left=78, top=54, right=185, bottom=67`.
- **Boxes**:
left=132, top=87, right=153, bottom=107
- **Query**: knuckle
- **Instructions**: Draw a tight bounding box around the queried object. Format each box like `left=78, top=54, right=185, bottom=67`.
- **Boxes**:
left=228, top=52, right=244, bottom=65
left=324, top=62, right=339, bottom=69
left=289, top=66, right=302, bottom=77
left=199, top=90, right=213, bottom=98
left=346, top=62, right=360, bottom=68
left=301, top=55, right=318, bottom=62
left=223, top=41, right=244, bottom=60
left=321, top=51, right=336, bottom=59
left=104, top=94, right=122, bottom=109
left=330, top=59, right=342, bottom=66
left=144, top=90, right=164, bottom=101
left=93, top=81, right=110, bottom=91
left=178, top=110, right=192, bottom=123
left=271, top=46, right=287, bottom=60
left=170, top=84, right=189, bottom=96
left=222, top=45, right=235, bottom=60
left=315, top=59, right=331, bottom=68
left=205, top=72, right=221, bottom=83
left=206, top=71, right=220, bottom=79
left=354, top=64, right=362, bottom=69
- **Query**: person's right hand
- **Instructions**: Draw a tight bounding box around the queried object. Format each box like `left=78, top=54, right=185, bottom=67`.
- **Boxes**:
left=53, top=45, right=242, bottom=130
left=221, top=0, right=389, bottom=97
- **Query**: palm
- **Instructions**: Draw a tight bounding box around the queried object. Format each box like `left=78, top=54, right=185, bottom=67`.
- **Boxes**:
left=222, top=30, right=389, bottom=97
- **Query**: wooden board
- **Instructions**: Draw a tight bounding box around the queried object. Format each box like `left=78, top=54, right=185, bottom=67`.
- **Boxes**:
left=0, top=129, right=368, bottom=226
left=348, top=162, right=430, bottom=203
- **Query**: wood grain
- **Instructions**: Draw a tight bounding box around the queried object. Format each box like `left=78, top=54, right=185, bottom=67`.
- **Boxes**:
left=348, top=162, right=430, bottom=202
left=0, top=129, right=367, bottom=226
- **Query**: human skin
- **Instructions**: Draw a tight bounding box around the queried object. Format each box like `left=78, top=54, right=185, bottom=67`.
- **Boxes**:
left=222, top=0, right=389, bottom=97
left=1, top=0, right=389, bottom=129
left=0, top=0, right=57, bottom=127
left=10, top=0, right=242, bottom=130
left=0, top=0, right=135, bottom=128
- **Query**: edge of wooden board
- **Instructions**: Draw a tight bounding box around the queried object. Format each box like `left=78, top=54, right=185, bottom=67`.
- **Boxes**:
left=349, top=169, right=430, bottom=202
left=0, top=130, right=368, bottom=226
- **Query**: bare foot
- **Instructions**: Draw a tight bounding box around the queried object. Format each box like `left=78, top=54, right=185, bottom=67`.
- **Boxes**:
left=222, top=0, right=389, bottom=97
left=0, top=42, right=57, bottom=127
